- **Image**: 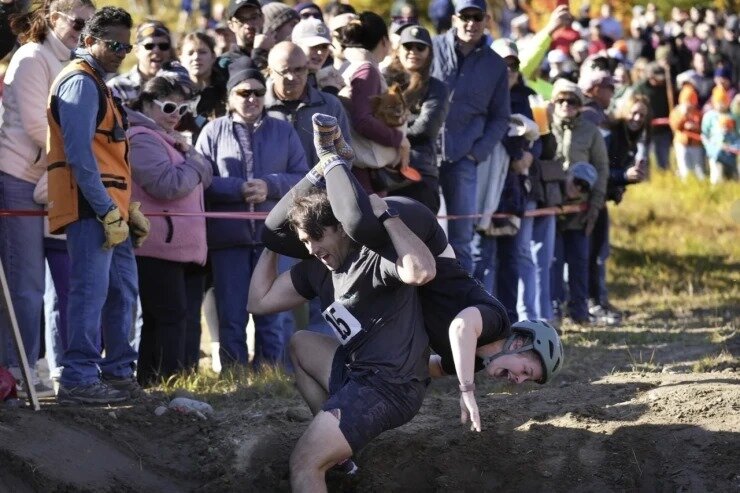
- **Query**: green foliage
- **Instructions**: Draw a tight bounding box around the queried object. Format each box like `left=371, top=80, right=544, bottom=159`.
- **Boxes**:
left=608, top=171, right=740, bottom=311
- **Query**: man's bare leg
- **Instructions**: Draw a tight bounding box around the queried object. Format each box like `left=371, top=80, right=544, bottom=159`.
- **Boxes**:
left=289, top=331, right=339, bottom=415
left=290, top=411, right=353, bottom=493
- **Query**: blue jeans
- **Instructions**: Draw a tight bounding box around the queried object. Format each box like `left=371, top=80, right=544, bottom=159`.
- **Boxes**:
left=516, top=201, right=537, bottom=320
left=651, top=130, right=672, bottom=171
left=532, top=215, right=556, bottom=320
left=439, top=158, right=477, bottom=273
left=474, top=234, right=519, bottom=323
left=0, top=172, right=44, bottom=370
left=551, top=228, right=590, bottom=322
left=44, top=240, right=71, bottom=379
left=588, top=207, right=610, bottom=306
left=211, top=246, right=285, bottom=368
left=62, top=218, right=139, bottom=386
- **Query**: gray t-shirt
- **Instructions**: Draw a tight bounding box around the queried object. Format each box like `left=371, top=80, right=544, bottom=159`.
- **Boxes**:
left=290, top=245, right=430, bottom=384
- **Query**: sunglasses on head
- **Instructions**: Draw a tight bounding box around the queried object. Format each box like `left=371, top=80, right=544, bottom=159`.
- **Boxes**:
left=235, top=88, right=266, bottom=98
left=458, top=11, right=485, bottom=23
left=58, top=12, right=86, bottom=31
left=96, top=38, right=133, bottom=54
left=555, top=97, right=580, bottom=107
left=152, top=99, right=190, bottom=116
left=402, top=42, right=428, bottom=52
left=142, top=42, right=171, bottom=51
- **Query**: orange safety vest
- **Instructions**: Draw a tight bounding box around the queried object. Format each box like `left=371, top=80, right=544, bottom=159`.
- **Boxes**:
left=46, top=58, right=131, bottom=234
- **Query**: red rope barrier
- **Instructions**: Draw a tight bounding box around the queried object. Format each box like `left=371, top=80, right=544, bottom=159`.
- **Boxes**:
left=0, top=203, right=588, bottom=220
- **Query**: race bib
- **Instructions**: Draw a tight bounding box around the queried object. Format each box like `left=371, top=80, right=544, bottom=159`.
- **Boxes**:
left=323, top=301, right=362, bottom=345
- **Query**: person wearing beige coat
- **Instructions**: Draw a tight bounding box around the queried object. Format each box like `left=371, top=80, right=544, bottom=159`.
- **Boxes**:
left=0, top=0, right=95, bottom=396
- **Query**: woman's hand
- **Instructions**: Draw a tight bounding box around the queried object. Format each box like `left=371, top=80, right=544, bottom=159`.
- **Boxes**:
left=242, top=179, right=268, bottom=204
left=164, top=130, right=192, bottom=153
left=460, top=391, right=482, bottom=432
left=624, top=165, right=645, bottom=183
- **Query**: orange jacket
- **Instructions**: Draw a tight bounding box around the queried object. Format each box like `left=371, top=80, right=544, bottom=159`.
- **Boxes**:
left=669, top=104, right=703, bottom=146
left=46, top=59, right=131, bottom=234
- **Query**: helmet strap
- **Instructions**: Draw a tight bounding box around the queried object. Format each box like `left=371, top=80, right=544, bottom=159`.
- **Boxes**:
left=481, top=334, right=535, bottom=368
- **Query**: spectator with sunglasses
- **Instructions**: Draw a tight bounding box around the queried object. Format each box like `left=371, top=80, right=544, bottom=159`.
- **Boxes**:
left=46, top=6, right=149, bottom=405
left=217, top=0, right=269, bottom=72
left=0, top=0, right=95, bottom=398
left=195, top=67, right=308, bottom=369
left=549, top=79, right=608, bottom=326
left=383, top=25, right=449, bottom=213
left=107, top=20, right=174, bottom=106
left=431, top=0, right=511, bottom=274
left=126, top=75, right=212, bottom=385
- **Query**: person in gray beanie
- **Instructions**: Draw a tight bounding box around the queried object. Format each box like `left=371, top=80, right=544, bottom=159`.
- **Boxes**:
left=262, top=2, right=300, bottom=43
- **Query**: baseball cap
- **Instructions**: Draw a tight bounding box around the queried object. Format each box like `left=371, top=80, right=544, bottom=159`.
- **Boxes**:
left=547, top=49, right=569, bottom=64
left=399, top=24, right=432, bottom=47
left=491, top=38, right=518, bottom=59
left=569, top=162, right=597, bottom=190
left=578, top=69, right=615, bottom=93
left=226, top=0, right=262, bottom=20
left=292, top=18, right=331, bottom=46
left=454, top=0, right=486, bottom=14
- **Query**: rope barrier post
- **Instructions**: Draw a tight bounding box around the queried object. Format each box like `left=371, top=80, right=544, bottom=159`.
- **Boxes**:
left=0, top=256, right=40, bottom=411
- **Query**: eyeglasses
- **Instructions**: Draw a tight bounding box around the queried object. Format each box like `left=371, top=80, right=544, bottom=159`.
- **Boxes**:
left=58, top=12, right=86, bottom=31
left=402, top=42, right=428, bottom=52
left=555, top=97, right=580, bottom=107
left=273, top=66, right=308, bottom=78
left=234, top=88, right=266, bottom=98
left=457, top=11, right=485, bottom=23
left=96, top=38, right=133, bottom=54
left=142, top=42, right=171, bottom=51
left=152, top=99, right=190, bottom=116
left=232, top=12, right=263, bottom=25
left=299, top=10, right=322, bottom=19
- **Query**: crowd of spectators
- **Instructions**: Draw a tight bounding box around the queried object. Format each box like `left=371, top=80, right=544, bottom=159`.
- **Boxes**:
left=0, top=0, right=737, bottom=400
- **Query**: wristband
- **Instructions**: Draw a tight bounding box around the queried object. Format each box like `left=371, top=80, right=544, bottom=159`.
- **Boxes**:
left=459, top=383, right=475, bottom=392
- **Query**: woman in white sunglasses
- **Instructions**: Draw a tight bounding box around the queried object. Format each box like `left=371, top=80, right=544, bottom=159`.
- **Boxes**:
left=126, top=75, right=213, bottom=386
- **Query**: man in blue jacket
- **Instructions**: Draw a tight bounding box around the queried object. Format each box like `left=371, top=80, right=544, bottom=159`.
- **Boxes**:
left=431, top=0, right=510, bottom=273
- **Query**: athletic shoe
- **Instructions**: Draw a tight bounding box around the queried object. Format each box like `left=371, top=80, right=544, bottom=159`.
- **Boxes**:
left=17, top=381, right=56, bottom=399
left=589, top=302, right=623, bottom=326
left=57, top=381, right=129, bottom=405
left=102, top=374, right=144, bottom=397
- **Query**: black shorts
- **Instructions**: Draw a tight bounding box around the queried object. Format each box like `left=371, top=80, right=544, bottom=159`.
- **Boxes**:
left=322, top=350, right=428, bottom=453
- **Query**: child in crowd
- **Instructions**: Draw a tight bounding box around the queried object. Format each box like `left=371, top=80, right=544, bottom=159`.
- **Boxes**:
left=670, top=83, right=705, bottom=180
left=702, top=86, right=737, bottom=184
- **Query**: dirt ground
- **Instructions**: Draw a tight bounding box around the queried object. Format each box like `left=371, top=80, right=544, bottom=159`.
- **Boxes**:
left=1, top=309, right=738, bottom=493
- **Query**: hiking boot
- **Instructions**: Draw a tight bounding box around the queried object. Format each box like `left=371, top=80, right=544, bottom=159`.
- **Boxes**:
left=589, top=302, right=623, bottom=326
left=57, top=381, right=129, bottom=405
left=102, top=374, right=144, bottom=398
left=17, top=381, right=56, bottom=399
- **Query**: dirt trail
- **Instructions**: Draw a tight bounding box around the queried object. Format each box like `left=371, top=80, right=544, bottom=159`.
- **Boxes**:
left=1, top=318, right=738, bottom=492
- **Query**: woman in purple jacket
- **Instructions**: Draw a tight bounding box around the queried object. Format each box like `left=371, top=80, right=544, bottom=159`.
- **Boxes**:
left=127, top=75, right=213, bottom=385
